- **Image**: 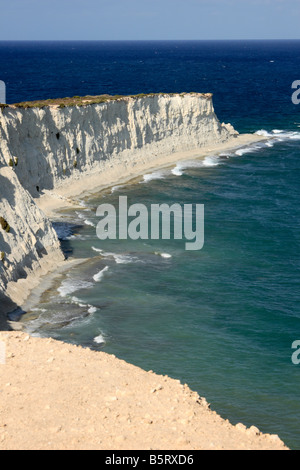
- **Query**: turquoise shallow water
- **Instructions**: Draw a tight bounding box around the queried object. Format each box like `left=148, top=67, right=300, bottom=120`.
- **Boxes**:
left=22, top=130, right=300, bottom=449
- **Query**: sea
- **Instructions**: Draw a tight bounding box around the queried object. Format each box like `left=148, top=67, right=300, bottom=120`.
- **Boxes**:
left=0, top=40, right=299, bottom=449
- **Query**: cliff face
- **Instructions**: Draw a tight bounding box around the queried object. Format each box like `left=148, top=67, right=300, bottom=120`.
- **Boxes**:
left=0, top=94, right=236, bottom=196
left=0, top=93, right=237, bottom=317
left=0, top=166, right=64, bottom=314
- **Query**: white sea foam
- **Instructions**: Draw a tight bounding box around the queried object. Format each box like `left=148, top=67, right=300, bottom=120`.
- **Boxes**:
left=171, top=165, right=184, bottom=176
left=235, top=145, right=261, bottom=156
left=79, top=200, right=88, bottom=207
left=75, top=211, right=86, bottom=219
left=71, top=296, right=86, bottom=308
left=93, top=266, right=109, bottom=282
left=93, top=333, right=106, bottom=344
left=92, top=246, right=103, bottom=253
left=88, top=306, right=98, bottom=314
left=142, top=170, right=167, bottom=183
left=84, top=219, right=95, bottom=227
left=92, top=246, right=138, bottom=264
left=71, top=296, right=98, bottom=314
left=58, top=278, right=94, bottom=297
left=202, top=155, right=220, bottom=167
left=255, top=129, right=300, bottom=141
left=111, top=185, right=125, bottom=193
left=113, top=254, right=138, bottom=264
left=155, top=252, right=172, bottom=259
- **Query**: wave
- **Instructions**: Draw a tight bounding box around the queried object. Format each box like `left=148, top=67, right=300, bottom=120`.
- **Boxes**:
left=79, top=200, right=89, bottom=208
left=155, top=252, right=172, bottom=259
left=202, top=155, right=220, bottom=167
left=93, top=333, right=106, bottom=344
left=142, top=170, right=168, bottom=183
left=170, top=157, right=221, bottom=176
left=71, top=296, right=87, bottom=308
left=84, top=219, right=96, bottom=227
left=171, top=165, right=184, bottom=176
left=88, top=306, right=98, bottom=314
left=71, top=296, right=98, bottom=314
left=168, top=129, right=300, bottom=173
left=75, top=211, right=86, bottom=219
left=255, top=129, right=300, bottom=141
left=58, top=278, right=94, bottom=297
left=93, top=266, right=109, bottom=282
left=92, top=246, right=103, bottom=253
left=92, top=246, right=139, bottom=264
left=234, top=145, right=263, bottom=156
left=111, top=184, right=125, bottom=193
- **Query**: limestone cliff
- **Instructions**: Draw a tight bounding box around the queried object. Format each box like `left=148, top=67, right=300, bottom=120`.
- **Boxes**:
left=0, top=93, right=236, bottom=197
left=0, top=93, right=237, bottom=320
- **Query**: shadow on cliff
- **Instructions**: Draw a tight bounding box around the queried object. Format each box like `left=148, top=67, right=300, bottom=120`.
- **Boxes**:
left=52, top=221, right=84, bottom=259
left=0, top=291, right=20, bottom=330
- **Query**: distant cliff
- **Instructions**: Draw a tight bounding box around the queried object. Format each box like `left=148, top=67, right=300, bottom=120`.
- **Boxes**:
left=0, top=93, right=237, bottom=320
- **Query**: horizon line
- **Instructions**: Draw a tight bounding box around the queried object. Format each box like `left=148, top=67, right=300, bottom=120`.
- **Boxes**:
left=1, top=38, right=300, bottom=42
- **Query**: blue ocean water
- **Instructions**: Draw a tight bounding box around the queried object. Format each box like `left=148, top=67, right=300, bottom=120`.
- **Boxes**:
left=1, top=41, right=300, bottom=449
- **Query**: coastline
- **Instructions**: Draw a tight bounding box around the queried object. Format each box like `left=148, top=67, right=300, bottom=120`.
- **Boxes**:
left=8, top=131, right=268, bottom=321
left=0, top=93, right=286, bottom=449
left=36, top=133, right=267, bottom=218
left=0, top=131, right=290, bottom=450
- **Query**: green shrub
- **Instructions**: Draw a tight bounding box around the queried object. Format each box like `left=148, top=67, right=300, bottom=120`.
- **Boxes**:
left=0, top=217, right=10, bottom=233
left=0, top=252, right=5, bottom=262
left=8, top=158, right=14, bottom=167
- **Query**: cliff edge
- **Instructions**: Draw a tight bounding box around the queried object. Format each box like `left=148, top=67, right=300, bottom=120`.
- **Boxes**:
left=0, top=331, right=289, bottom=450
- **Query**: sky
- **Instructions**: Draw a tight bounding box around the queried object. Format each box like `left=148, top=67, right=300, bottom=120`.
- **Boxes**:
left=0, top=0, right=299, bottom=41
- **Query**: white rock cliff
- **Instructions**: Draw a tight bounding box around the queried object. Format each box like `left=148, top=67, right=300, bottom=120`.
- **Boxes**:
left=0, top=93, right=237, bottom=321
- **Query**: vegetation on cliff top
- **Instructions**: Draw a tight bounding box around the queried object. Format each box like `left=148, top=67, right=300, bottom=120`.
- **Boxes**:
left=3, top=92, right=212, bottom=110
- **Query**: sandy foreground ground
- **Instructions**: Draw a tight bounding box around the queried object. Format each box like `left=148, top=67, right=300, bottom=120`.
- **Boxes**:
left=1, top=132, right=289, bottom=451
left=0, top=332, right=288, bottom=450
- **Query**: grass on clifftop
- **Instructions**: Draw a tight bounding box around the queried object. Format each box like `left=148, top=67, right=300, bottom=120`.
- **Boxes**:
left=1, top=92, right=212, bottom=110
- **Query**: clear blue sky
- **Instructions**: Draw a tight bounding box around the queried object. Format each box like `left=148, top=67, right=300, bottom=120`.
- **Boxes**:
left=0, top=0, right=299, bottom=40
